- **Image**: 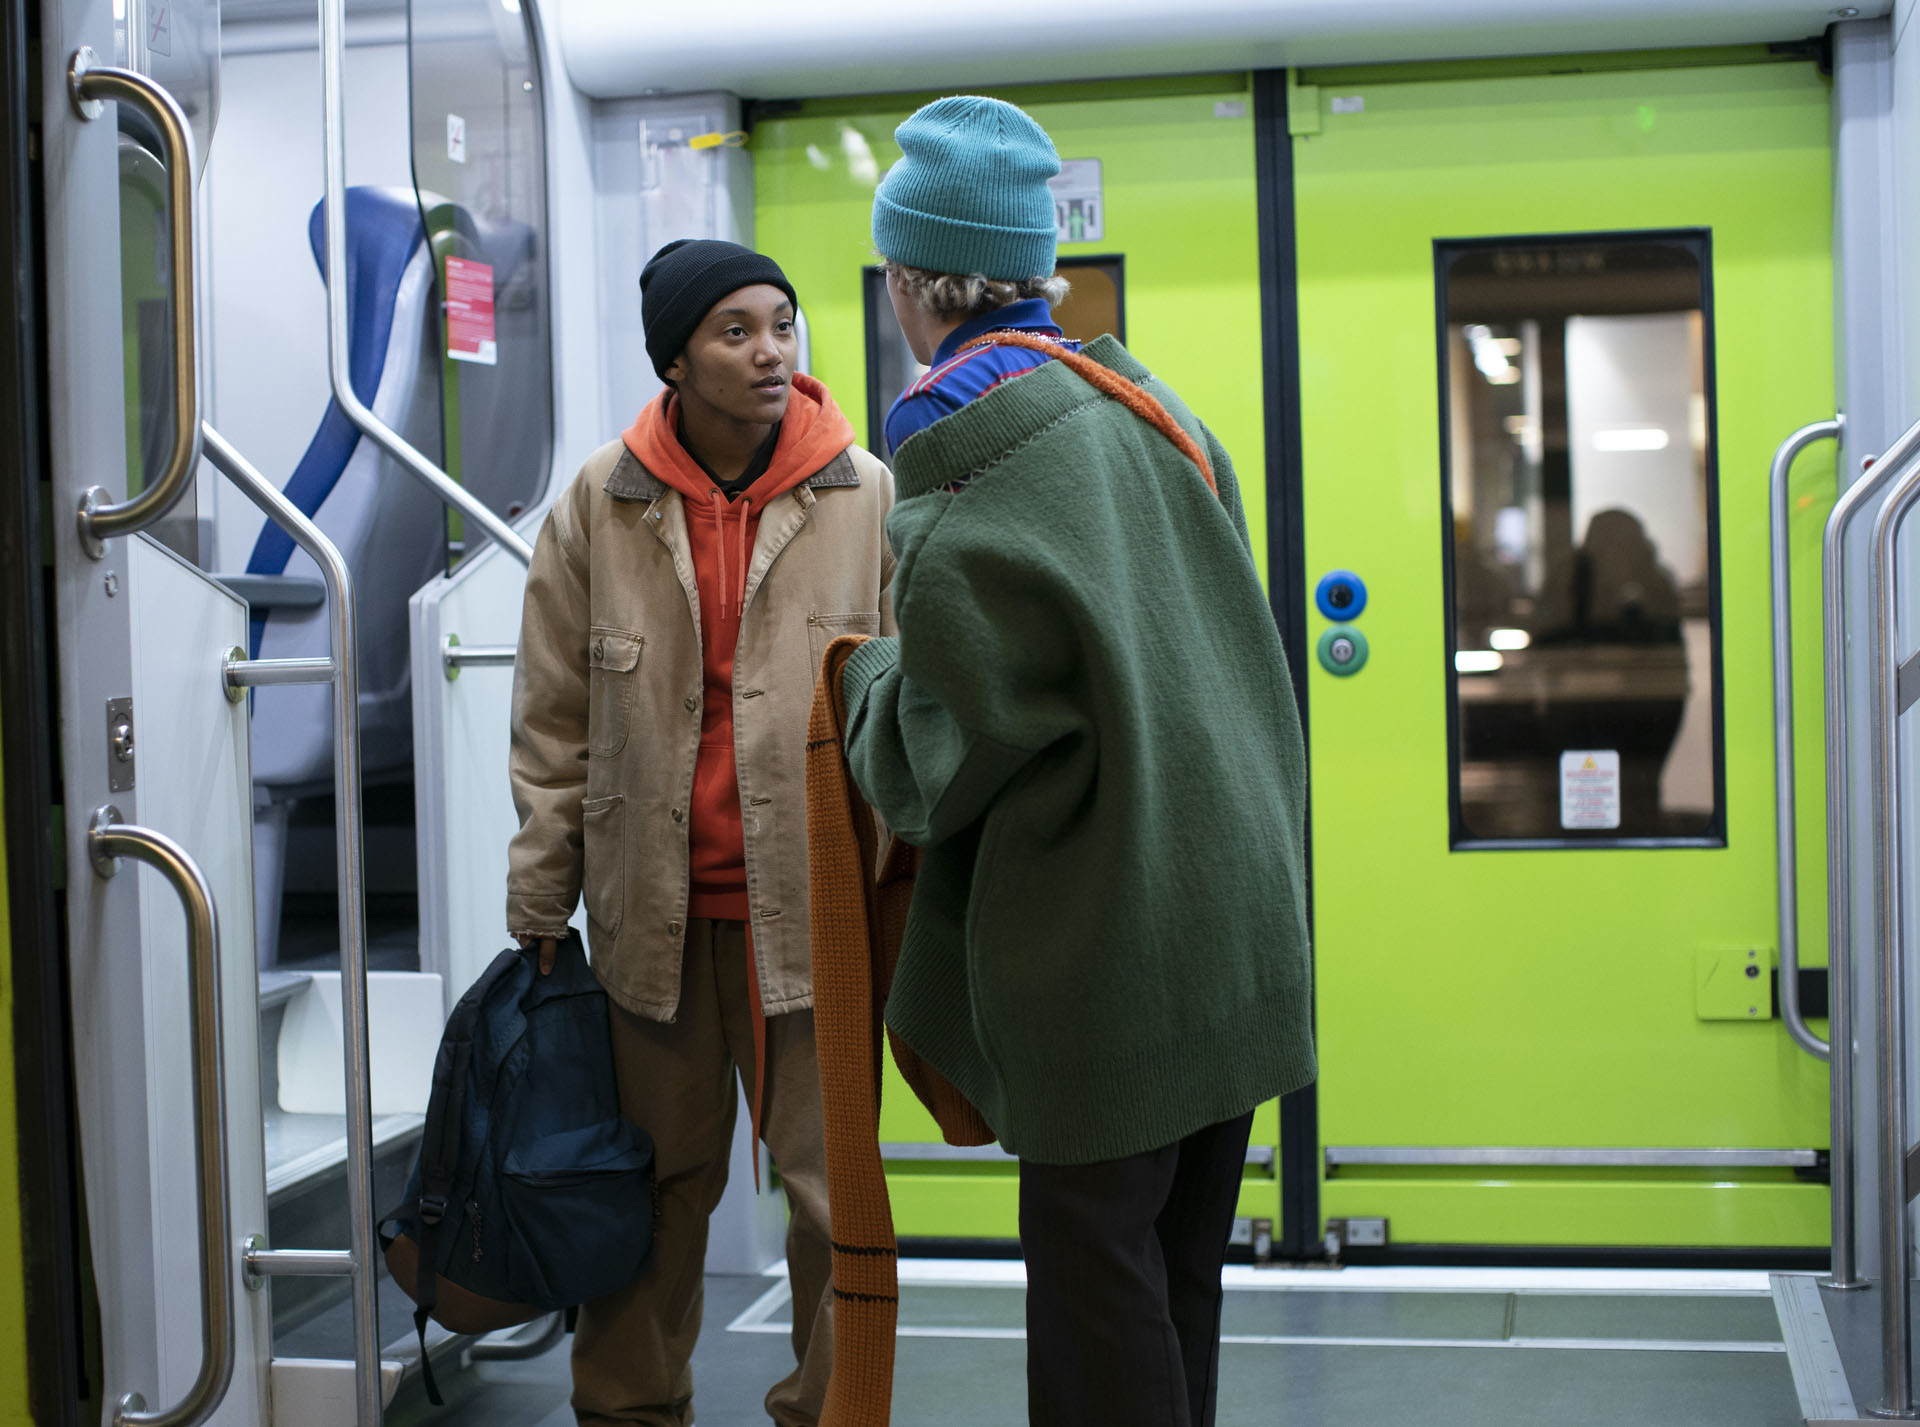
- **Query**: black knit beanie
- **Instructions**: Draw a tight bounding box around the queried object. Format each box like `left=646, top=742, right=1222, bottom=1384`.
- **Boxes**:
left=639, top=239, right=798, bottom=379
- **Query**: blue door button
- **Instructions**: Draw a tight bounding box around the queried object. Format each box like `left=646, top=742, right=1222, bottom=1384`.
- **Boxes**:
left=1317, top=625, right=1369, bottom=676
left=1315, top=570, right=1368, bottom=621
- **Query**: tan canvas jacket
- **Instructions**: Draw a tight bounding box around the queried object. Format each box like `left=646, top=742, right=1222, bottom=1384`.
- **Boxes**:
left=506, top=435, right=896, bottom=1021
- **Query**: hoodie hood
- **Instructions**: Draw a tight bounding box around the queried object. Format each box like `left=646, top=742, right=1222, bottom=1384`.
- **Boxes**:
left=621, top=374, right=857, bottom=623
left=622, top=373, right=856, bottom=513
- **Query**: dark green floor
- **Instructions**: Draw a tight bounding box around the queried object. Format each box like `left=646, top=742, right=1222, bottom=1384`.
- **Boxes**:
left=385, top=1273, right=1804, bottom=1426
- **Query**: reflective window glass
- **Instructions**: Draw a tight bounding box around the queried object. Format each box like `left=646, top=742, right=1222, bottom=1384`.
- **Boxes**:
left=1438, top=233, right=1722, bottom=846
left=409, top=0, right=554, bottom=563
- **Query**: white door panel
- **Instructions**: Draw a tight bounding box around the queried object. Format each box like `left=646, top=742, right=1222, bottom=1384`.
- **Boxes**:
left=41, top=0, right=270, bottom=1419
left=127, top=535, right=271, bottom=1426
left=410, top=541, right=580, bottom=1005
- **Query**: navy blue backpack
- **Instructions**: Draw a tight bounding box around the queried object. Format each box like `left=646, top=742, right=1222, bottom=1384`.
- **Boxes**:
left=381, top=932, right=654, bottom=1396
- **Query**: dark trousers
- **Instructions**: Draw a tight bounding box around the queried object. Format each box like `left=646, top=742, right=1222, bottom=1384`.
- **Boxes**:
left=1018, top=1110, right=1255, bottom=1427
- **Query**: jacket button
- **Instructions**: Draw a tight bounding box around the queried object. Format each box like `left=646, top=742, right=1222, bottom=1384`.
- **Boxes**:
left=592, top=638, right=605, bottom=660
left=685, top=695, right=698, bottom=712
left=670, top=807, right=684, bottom=823
left=668, top=920, right=682, bottom=936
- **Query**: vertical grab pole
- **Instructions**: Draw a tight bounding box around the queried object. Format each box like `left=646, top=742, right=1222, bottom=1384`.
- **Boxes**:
left=1870, top=445, right=1920, bottom=1416
left=1773, top=418, right=1841, bottom=1063
left=1822, top=418, right=1920, bottom=1292
left=310, top=2, right=388, bottom=1415
left=198, top=423, right=381, bottom=1424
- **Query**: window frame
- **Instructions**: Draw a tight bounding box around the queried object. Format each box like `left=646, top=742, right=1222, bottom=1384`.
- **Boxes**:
left=1432, top=227, right=1728, bottom=852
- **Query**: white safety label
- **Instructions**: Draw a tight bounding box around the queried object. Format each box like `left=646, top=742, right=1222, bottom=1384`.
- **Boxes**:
left=1049, top=159, right=1103, bottom=244
left=447, top=113, right=468, bottom=165
left=1560, top=750, right=1621, bottom=830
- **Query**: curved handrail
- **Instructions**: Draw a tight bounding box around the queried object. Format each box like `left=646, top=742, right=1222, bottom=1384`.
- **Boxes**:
left=1771, top=417, right=1841, bottom=1061
left=315, top=1, right=533, bottom=567
left=66, top=49, right=201, bottom=558
left=1822, top=415, right=1920, bottom=1294
left=1868, top=430, right=1920, bottom=1417
left=200, top=422, right=383, bottom=1425
left=86, top=810, right=235, bottom=1427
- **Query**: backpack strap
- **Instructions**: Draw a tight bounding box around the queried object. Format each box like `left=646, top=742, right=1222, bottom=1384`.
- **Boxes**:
left=410, top=1002, right=479, bottom=1407
left=957, top=332, right=1219, bottom=496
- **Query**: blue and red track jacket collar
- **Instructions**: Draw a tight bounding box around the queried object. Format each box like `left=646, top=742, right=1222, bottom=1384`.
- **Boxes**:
left=883, top=298, right=1081, bottom=457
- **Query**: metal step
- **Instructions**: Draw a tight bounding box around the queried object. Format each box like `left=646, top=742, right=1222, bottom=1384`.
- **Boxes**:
left=1771, top=1274, right=1865, bottom=1425
left=270, top=1274, right=563, bottom=1423
left=258, top=966, right=428, bottom=1346
left=1767, top=1273, right=1920, bottom=1425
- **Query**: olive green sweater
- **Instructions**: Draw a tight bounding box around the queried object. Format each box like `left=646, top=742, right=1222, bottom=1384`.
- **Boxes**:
left=840, top=335, right=1314, bottom=1165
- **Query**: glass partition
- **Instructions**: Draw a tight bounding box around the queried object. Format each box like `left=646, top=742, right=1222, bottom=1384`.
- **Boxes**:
left=408, top=0, right=552, bottom=562
left=1437, top=232, right=1723, bottom=847
left=115, top=0, right=221, bottom=179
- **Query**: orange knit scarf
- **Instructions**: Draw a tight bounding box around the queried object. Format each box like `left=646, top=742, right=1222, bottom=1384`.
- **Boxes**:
left=958, top=331, right=1218, bottom=495
left=807, top=635, right=994, bottom=1427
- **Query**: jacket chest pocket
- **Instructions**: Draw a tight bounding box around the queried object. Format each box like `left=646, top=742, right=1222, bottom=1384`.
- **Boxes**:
left=588, top=628, right=644, bottom=757
left=806, top=611, right=881, bottom=674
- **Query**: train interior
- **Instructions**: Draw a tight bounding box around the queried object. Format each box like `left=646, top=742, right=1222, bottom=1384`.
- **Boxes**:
left=12, top=0, right=1920, bottom=1423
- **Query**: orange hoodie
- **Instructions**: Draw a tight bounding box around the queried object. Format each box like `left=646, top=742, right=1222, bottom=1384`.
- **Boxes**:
left=623, top=375, right=857, bottom=921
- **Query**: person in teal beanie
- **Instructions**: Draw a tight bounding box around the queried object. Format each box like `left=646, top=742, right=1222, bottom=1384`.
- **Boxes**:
left=843, top=95, right=1315, bottom=1427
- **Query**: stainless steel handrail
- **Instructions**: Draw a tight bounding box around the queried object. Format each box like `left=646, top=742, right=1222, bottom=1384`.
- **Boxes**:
left=1772, top=418, right=1842, bottom=1062
left=1869, top=429, right=1920, bottom=1417
left=66, top=48, right=201, bottom=560
left=86, top=809, right=235, bottom=1427
left=442, top=636, right=516, bottom=680
left=1823, top=417, right=1920, bottom=1295
left=200, top=422, right=383, bottom=1425
left=244, top=1247, right=354, bottom=1281
left=315, top=0, right=532, bottom=567
left=223, top=655, right=336, bottom=694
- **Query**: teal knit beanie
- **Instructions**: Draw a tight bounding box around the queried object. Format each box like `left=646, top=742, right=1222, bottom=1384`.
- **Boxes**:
left=872, top=96, right=1060, bottom=281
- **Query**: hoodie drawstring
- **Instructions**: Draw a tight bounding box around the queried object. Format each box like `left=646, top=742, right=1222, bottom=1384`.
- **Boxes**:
left=711, top=492, right=730, bottom=620
left=711, top=489, right=758, bottom=621
left=735, top=496, right=753, bottom=619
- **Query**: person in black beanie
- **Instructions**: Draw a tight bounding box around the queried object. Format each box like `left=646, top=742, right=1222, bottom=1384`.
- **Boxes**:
left=507, top=238, right=896, bottom=1427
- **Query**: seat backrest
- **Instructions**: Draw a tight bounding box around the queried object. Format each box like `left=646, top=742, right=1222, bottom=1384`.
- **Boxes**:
left=246, top=187, right=449, bottom=788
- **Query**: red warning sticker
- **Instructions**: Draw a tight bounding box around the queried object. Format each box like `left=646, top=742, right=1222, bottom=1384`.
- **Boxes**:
left=445, top=257, right=496, bottom=366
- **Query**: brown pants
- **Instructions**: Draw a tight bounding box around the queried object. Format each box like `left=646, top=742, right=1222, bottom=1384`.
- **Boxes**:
left=572, top=920, right=834, bottom=1426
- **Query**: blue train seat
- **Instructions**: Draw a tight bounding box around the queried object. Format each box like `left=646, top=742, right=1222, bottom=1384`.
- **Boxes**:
left=245, top=186, right=448, bottom=967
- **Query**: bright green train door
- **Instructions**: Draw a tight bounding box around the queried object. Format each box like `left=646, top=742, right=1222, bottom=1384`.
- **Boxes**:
left=1294, top=55, right=1835, bottom=1254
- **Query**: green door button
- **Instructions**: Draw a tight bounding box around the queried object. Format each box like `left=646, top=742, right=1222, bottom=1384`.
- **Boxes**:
left=1317, top=624, right=1369, bottom=676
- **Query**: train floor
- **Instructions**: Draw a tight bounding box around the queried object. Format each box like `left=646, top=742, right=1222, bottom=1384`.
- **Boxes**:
left=383, top=1262, right=1804, bottom=1426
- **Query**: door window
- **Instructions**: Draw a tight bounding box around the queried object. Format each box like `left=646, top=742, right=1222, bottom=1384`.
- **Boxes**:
left=408, top=0, right=554, bottom=561
left=1438, top=232, right=1723, bottom=846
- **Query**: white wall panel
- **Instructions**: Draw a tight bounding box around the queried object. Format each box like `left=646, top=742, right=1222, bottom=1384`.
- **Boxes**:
left=592, top=94, right=751, bottom=443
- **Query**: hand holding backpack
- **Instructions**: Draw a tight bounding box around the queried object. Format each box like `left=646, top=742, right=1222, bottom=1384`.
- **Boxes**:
left=380, top=931, right=654, bottom=1401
